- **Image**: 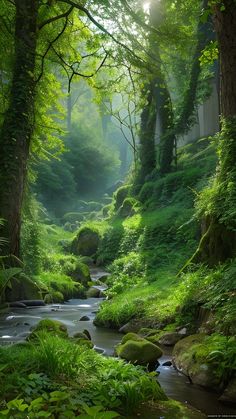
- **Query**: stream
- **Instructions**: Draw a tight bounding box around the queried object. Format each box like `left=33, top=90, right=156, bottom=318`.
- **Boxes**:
left=0, top=268, right=236, bottom=417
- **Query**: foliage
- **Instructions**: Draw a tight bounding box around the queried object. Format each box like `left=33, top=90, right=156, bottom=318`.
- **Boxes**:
left=196, top=118, right=236, bottom=230
left=35, top=271, right=83, bottom=301
left=0, top=333, right=166, bottom=417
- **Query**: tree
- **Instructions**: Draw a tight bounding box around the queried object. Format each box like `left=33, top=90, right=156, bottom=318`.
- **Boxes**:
left=193, top=0, right=236, bottom=265
left=0, top=0, right=120, bottom=259
left=0, top=0, right=39, bottom=259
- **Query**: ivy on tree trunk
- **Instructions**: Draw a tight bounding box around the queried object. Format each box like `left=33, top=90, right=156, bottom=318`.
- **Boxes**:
left=0, top=0, right=38, bottom=259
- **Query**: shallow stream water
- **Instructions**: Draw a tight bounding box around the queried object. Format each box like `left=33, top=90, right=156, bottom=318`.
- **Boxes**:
left=0, top=268, right=236, bottom=417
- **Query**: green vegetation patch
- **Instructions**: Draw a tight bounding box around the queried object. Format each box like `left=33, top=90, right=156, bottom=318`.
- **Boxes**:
left=0, top=333, right=167, bottom=417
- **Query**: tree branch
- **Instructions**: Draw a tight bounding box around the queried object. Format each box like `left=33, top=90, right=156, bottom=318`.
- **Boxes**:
left=58, top=0, right=148, bottom=68
left=52, top=46, right=108, bottom=92
left=39, top=6, right=74, bottom=30
left=35, top=16, right=69, bottom=83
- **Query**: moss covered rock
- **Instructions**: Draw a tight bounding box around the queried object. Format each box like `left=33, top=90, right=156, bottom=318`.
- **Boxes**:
left=71, top=227, right=100, bottom=256
left=86, top=287, right=101, bottom=298
left=44, top=291, right=64, bottom=304
left=5, top=276, right=42, bottom=302
left=66, top=261, right=91, bottom=287
left=116, top=337, right=163, bottom=366
left=28, top=319, right=68, bottom=340
left=173, top=334, right=225, bottom=390
left=158, top=332, right=184, bottom=346
left=121, top=332, right=143, bottom=344
left=134, top=400, right=205, bottom=418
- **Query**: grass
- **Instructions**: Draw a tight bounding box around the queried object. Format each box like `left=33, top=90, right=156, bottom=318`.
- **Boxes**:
left=96, top=260, right=236, bottom=338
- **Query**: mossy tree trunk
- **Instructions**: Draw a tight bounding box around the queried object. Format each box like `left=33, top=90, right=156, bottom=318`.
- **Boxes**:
left=194, top=1, right=236, bottom=265
left=0, top=0, right=38, bottom=259
left=138, top=82, right=158, bottom=182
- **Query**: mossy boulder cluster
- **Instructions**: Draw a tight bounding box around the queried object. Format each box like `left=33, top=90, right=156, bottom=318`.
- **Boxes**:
left=116, top=332, right=163, bottom=366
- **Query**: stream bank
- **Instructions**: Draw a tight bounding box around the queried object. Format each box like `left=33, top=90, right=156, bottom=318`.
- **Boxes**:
left=0, top=268, right=236, bottom=417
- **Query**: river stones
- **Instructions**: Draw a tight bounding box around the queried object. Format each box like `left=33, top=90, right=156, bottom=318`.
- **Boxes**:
left=162, top=361, right=172, bottom=367
left=74, top=339, right=94, bottom=349
left=79, top=315, right=90, bottom=321
left=116, top=333, right=163, bottom=366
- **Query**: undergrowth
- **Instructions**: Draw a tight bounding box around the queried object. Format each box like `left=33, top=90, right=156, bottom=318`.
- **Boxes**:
left=0, top=333, right=167, bottom=417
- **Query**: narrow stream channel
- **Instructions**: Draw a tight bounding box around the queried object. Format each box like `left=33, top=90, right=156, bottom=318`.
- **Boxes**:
left=0, top=268, right=236, bottom=417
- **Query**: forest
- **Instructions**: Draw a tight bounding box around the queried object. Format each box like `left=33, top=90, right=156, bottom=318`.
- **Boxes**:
left=0, top=0, right=236, bottom=417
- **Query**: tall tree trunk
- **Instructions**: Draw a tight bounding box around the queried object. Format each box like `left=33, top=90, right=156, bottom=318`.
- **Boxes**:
left=158, top=75, right=176, bottom=175
left=138, top=82, right=157, bottom=182
left=193, top=1, right=236, bottom=265
left=0, top=0, right=38, bottom=259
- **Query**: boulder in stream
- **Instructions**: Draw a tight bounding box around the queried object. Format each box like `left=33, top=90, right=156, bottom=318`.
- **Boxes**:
left=86, top=287, right=101, bottom=298
left=116, top=333, right=163, bottom=366
left=158, top=332, right=185, bottom=346
left=119, top=319, right=151, bottom=334
left=5, top=277, right=42, bottom=302
left=79, top=315, right=90, bottom=321
left=28, top=319, right=68, bottom=340
left=173, top=334, right=225, bottom=391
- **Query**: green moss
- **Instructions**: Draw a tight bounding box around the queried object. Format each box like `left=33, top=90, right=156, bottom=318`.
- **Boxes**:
left=35, top=271, right=84, bottom=300
left=121, top=333, right=143, bottom=344
left=113, top=185, right=131, bottom=211
left=135, top=400, right=205, bottom=418
left=173, top=333, right=236, bottom=389
left=71, top=226, right=100, bottom=256
left=44, top=290, right=64, bottom=303
left=28, top=319, right=68, bottom=340
left=116, top=339, right=163, bottom=365
left=65, top=260, right=90, bottom=286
